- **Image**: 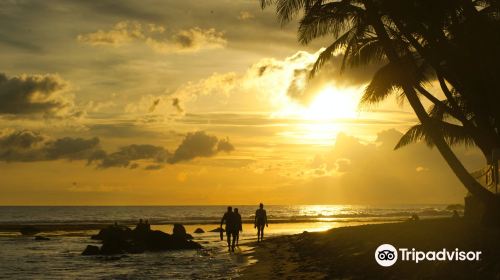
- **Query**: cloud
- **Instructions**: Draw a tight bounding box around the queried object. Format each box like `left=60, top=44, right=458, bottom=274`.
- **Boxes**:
left=78, top=21, right=226, bottom=53
left=0, top=130, right=100, bottom=162
left=124, top=72, right=238, bottom=115
left=123, top=48, right=377, bottom=118
left=168, top=131, right=234, bottom=164
left=238, top=11, right=255, bottom=20
left=91, top=144, right=170, bottom=168
left=302, top=129, right=485, bottom=203
left=171, top=97, right=183, bottom=113
left=45, top=137, right=101, bottom=160
left=147, top=27, right=227, bottom=53
left=144, top=164, right=163, bottom=170
left=77, top=21, right=144, bottom=46
left=149, top=98, right=160, bottom=113
left=0, top=130, right=45, bottom=149
left=252, top=49, right=378, bottom=105
left=84, top=100, right=116, bottom=113
left=92, top=131, right=235, bottom=168
left=0, top=73, right=79, bottom=118
left=0, top=129, right=234, bottom=169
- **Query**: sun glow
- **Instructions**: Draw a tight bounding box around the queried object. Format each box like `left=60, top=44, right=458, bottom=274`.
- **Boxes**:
left=275, top=85, right=362, bottom=145
left=301, top=86, right=360, bottom=121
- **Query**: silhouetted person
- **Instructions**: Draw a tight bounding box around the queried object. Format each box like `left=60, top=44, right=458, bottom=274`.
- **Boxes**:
left=452, top=210, right=460, bottom=219
left=220, top=206, right=236, bottom=252
left=234, top=208, right=242, bottom=246
left=409, top=213, right=420, bottom=221
left=135, top=219, right=144, bottom=230
left=254, top=203, right=268, bottom=242
left=145, top=219, right=151, bottom=230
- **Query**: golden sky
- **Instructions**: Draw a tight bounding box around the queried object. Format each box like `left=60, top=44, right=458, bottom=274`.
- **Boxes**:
left=0, top=0, right=484, bottom=205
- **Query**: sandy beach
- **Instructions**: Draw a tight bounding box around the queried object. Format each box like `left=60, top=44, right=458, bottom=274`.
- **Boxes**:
left=238, top=218, right=500, bottom=279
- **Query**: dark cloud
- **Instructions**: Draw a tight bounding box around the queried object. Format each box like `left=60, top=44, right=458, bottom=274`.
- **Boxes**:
left=0, top=130, right=100, bottom=162
left=217, top=138, right=235, bottom=153
left=0, top=130, right=234, bottom=169
left=93, top=131, right=235, bottom=167
left=144, top=164, right=163, bottom=170
left=0, top=73, right=77, bottom=117
left=0, top=130, right=45, bottom=149
left=45, top=137, right=100, bottom=160
left=172, top=97, right=183, bottom=113
left=92, top=144, right=170, bottom=168
left=168, top=131, right=234, bottom=164
left=149, top=98, right=160, bottom=113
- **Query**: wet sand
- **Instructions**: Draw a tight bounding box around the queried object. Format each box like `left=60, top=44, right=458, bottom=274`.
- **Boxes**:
left=238, top=218, right=500, bottom=279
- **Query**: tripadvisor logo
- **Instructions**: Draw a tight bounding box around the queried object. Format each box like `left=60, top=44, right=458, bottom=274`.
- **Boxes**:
left=375, top=244, right=398, bottom=267
left=375, top=244, right=482, bottom=267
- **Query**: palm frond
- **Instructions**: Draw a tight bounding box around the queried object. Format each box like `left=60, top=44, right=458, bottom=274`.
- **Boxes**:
left=298, top=1, right=365, bottom=44
left=395, top=121, right=476, bottom=150
left=347, top=38, right=385, bottom=68
left=394, top=124, right=429, bottom=150
left=361, top=56, right=428, bottom=106
left=275, top=0, right=318, bottom=24
left=361, top=62, right=403, bottom=105
left=309, top=28, right=357, bottom=77
left=260, top=0, right=275, bottom=9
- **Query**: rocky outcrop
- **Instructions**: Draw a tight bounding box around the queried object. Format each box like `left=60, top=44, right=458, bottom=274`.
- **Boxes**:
left=91, top=225, right=132, bottom=240
left=82, top=223, right=201, bottom=255
left=208, top=227, right=224, bottom=232
left=82, top=245, right=100, bottom=255
left=173, top=224, right=193, bottom=240
left=194, top=228, right=205, bottom=234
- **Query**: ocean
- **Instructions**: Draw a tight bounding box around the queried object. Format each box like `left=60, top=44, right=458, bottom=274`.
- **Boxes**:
left=0, top=205, right=459, bottom=279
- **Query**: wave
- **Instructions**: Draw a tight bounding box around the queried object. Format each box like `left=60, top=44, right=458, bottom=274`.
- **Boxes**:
left=0, top=208, right=458, bottom=226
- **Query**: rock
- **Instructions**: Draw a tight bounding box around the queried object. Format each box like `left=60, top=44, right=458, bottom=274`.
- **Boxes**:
left=173, top=223, right=193, bottom=240
left=83, top=222, right=202, bottom=255
left=100, top=239, right=128, bottom=255
left=208, top=227, right=224, bottom=232
left=34, top=236, right=50, bottom=241
left=91, top=225, right=132, bottom=241
left=173, top=224, right=187, bottom=236
left=20, top=226, right=41, bottom=236
left=82, top=245, right=100, bottom=255
left=194, top=228, right=205, bottom=234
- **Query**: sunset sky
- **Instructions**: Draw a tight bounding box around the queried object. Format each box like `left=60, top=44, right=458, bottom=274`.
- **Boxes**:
left=0, top=0, right=484, bottom=205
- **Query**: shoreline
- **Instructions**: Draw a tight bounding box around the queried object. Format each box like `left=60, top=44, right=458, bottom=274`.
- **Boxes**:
left=237, top=218, right=500, bottom=279
left=0, top=219, right=407, bottom=233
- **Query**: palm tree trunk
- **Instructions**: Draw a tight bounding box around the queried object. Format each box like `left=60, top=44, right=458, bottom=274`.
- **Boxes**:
left=363, top=0, right=498, bottom=206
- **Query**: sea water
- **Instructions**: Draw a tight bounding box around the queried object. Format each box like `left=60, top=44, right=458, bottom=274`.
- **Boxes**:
left=0, top=205, right=457, bottom=279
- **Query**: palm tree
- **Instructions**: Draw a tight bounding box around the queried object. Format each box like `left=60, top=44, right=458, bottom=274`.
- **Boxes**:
left=378, top=0, right=500, bottom=159
left=260, top=0, right=500, bottom=214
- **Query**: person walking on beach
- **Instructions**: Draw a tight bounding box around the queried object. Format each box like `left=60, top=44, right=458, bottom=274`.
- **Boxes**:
left=254, top=203, right=268, bottom=242
left=233, top=208, right=242, bottom=246
left=220, top=206, right=236, bottom=252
